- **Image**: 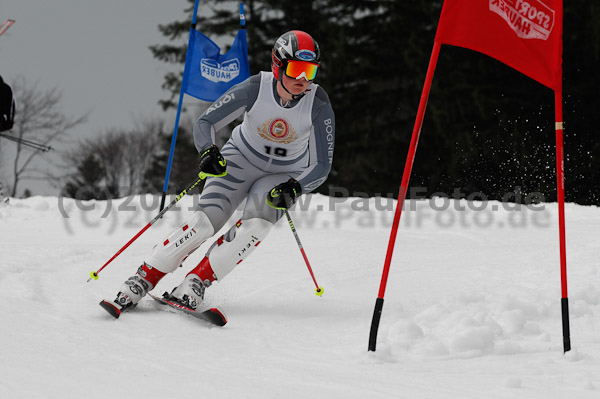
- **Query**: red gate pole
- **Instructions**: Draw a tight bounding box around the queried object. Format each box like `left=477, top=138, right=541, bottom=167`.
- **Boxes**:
left=554, top=85, right=571, bottom=353
left=368, top=40, right=442, bottom=352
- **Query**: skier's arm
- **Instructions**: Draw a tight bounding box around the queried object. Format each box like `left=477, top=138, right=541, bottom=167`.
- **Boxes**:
left=193, top=74, right=261, bottom=152
left=294, top=87, right=335, bottom=193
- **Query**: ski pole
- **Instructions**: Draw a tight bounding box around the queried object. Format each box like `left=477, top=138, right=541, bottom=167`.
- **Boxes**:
left=0, top=133, right=53, bottom=152
left=284, top=210, right=323, bottom=296
left=0, top=19, right=16, bottom=36
left=87, top=173, right=208, bottom=282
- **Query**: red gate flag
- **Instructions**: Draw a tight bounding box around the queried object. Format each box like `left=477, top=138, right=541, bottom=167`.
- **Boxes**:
left=369, top=0, right=571, bottom=353
left=435, top=0, right=563, bottom=90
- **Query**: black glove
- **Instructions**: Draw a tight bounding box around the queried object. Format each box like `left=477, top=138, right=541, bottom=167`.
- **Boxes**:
left=266, top=179, right=302, bottom=210
left=198, top=145, right=227, bottom=178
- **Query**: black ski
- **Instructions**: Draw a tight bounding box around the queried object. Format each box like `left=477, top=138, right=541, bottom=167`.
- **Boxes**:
left=99, top=299, right=124, bottom=318
left=148, top=292, right=227, bottom=327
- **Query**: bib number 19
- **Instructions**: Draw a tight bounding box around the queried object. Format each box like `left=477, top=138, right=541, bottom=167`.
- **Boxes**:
left=264, top=146, right=287, bottom=157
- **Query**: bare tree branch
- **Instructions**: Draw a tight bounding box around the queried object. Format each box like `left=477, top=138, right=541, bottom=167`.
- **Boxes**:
left=3, top=76, right=88, bottom=197
left=61, top=116, right=166, bottom=198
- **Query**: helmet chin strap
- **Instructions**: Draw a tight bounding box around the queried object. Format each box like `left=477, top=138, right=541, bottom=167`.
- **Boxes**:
left=280, top=76, right=306, bottom=101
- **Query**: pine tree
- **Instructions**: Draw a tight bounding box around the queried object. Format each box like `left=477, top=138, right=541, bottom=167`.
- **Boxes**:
left=149, top=0, right=600, bottom=204
left=63, top=154, right=107, bottom=200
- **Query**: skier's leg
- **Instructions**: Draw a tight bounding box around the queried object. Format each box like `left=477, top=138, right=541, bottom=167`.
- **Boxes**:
left=195, top=141, right=257, bottom=232
left=106, top=210, right=216, bottom=313
left=170, top=173, right=298, bottom=309
left=104, top=142, right=257, bottom=313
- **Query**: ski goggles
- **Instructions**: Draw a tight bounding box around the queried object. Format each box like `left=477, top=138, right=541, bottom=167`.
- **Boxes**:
left=284, top=60, right=319, bottom=81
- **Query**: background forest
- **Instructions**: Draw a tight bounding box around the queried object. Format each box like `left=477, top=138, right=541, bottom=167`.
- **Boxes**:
left=148, top=0, right=599, bottom=205
left=10, top=0, right=595, bottom=205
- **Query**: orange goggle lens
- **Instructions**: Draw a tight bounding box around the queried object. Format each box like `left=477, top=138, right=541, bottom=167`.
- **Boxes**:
left=285, top=60, right=319, bottom=81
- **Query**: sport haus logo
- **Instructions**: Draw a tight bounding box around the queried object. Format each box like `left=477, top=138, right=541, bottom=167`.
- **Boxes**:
left=200, top=58, right=241, bottom=83
left=489, top=0, right=555, bottom=40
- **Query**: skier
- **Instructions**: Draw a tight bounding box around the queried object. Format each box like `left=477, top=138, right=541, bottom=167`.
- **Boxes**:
left=1, top=75, right=15, bottom=204
left=101, top=30, right=335, bottom=318
left=0, top=75, right=15, bottom=132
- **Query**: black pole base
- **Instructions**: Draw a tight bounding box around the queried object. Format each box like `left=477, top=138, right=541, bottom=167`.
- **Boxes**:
left=561, top=297, right=571, bottom=353
left=368, top=297, right=384, bottom=352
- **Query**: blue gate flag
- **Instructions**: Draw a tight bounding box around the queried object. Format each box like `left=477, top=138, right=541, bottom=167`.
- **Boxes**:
left=182, top=29, right=250, bottom=102
left=160, top=1, right=248, bottom=213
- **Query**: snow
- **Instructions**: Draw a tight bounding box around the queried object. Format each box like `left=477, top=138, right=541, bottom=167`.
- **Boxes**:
left=1, top=194, right=599, bottom=398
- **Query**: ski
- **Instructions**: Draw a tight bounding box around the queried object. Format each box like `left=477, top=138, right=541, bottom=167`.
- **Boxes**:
left=99, top=293, right=227, bottom=326
left=99, top=299, right=124, bottom=318
left=148, top=292, right=227, bottom=327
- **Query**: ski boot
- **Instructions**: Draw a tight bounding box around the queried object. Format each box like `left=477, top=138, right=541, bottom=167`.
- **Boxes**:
left=100, top=263, right=165, bottom=318
left=165, top=256, right=217, bottom=310
left=166, top=274, right=206, bottom=310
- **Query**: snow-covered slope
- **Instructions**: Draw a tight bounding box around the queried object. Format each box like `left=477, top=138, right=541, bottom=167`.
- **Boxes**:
left=0, top=194, right=598, bottom=398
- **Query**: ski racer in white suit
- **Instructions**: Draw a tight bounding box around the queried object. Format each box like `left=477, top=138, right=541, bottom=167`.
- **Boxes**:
left=101, top=30, right=335, bottom=317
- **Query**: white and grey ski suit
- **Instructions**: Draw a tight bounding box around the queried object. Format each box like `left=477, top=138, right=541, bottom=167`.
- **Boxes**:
left=145, top=72, right=335, bottom=280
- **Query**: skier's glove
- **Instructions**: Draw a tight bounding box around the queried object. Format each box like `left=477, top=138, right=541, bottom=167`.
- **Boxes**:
left=198, top=145, right=227, bottom=179
left=266, top=179, right=302, bottom=210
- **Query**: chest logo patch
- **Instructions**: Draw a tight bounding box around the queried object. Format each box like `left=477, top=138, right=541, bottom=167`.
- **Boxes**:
left=259, top=117, right=297, bottom=144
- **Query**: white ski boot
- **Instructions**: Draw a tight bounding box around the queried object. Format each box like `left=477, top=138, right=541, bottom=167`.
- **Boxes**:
left=100, top=264, right=165, bottom=318
left=167, top=274, right=206, bottom=310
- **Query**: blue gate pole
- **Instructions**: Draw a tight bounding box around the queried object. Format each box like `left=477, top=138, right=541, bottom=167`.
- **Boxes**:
left=159, top=0, right=201, bottom=211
